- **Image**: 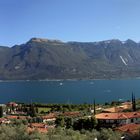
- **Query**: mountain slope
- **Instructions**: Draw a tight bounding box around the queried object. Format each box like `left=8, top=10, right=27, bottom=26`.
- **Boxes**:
left=1, top=38, right=140, bottom=80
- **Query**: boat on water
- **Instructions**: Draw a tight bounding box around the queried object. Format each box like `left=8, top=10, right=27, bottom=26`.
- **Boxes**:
left=90, top=82, right=94, bottom=84
left=104, top=89, right=111, bottom=93
left=59, top=82, right=63, bottom=86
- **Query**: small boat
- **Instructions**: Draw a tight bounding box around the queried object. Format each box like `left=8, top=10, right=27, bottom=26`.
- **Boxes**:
left=59, top=82, right=63, bottom=86
left=90, top=82, right=94, bottom=84
left=119, top=98, right=123, bottom=101
left=104, top=89, right=111, bottom=93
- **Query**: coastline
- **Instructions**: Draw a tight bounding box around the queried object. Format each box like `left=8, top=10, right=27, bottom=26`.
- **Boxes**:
left=0, top=76, right=140, bottom=82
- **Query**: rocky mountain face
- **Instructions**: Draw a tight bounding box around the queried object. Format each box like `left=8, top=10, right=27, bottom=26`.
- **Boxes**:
left=1, top=38, right=140, bottom=80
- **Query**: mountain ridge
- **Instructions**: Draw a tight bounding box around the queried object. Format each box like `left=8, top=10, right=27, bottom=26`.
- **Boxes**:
left=1, top=38, right=140, bottom=80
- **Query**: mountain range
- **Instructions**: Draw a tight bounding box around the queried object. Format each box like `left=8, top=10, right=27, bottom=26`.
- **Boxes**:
left=1, top=38, right=140, bottom=80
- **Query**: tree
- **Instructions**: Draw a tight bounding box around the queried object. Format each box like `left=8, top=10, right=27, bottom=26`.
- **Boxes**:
left=94, top=99, right=96, bottom=115
left=132, top=92, right=136, bottom=111
left=59, top=106, right=63, bottom=112
left=91, top=116, right=98, bottom=129
left=65, top=117, right=73, bottom=129
left=68, top=104, right=72, bottom=111
left=99, top=128, right=121, bottom=140
left=55, top=116, right=65, bottom=127
left=30, top=104, right=37, bottom=117
left=0, top=106, right=3, bottom=118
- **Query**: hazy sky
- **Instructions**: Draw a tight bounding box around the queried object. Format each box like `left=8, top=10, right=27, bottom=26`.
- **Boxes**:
left=0, top=0, right=140, bottom=46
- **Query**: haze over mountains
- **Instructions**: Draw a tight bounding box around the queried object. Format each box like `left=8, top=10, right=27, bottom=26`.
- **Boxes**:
left=1, top=38, right=140, bottom=80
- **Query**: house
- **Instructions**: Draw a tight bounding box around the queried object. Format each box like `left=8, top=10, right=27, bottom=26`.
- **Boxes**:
left=102, top=107, right=123, bottom=113
left=42, top=113, right=56, bottom=123
left=0, top=118, right=10, bottom=124
left=6, top=102, right=19, bottom=114
left=121, top=102, right=132, bottom=107
left=7, top=102, right=18, bottom=107
left=102, top=102, right=132, bottom=113
left=28, top=123, right=48, bottom=133
left=63, top=111, right=81, bottom=117
left=27, top=127, right=48, bottom=133
left=116, top=123, right=140, bottom=134
left=95, top=112, right=140, bottom=127
left=6, top=115, right=27, bottom=120
left=118, top=102, right=132, bottom=111
left=29, top=123, right=47, bottom=128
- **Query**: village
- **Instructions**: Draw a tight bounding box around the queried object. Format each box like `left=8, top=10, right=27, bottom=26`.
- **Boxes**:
left=0, top=94, right=140, bottom=139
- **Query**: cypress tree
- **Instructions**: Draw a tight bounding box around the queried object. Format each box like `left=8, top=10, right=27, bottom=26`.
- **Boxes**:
left=0, top=106, right=3, bottom=118
left=94, top=99, right=96, bottom=115
left=132, top=92, right=136, bottom=111
left=31, top=104, right=37, bottom=117
left=133, top=94, right=136, bottom=111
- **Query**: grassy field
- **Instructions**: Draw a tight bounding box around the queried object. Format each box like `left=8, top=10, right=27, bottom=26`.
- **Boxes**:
left=38, top=107, right=51, bottom=113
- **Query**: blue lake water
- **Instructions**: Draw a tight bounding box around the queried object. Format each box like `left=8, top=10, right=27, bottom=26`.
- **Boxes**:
left=0, top=79, right=140, bottom=104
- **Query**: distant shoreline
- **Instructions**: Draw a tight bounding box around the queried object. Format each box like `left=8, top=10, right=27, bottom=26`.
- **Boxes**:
left=0, top=77, right=140, bottom=82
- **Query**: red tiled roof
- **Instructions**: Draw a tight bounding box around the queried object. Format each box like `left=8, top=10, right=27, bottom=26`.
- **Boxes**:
left=116, top=123, right=140, bottom=134
left=102, top=107, right=123, bottom=113
left=63, top=111, right=80, bottom=116
left=0, top=118, right=7, bottom=122
left=27, top=127, right=48, bottom=133
left=42, top=113, right=56, bottom=119
left=6, top=115, right=26, bottom=119
left=95, top=112, right=140, bottom=120
left=30, top=123, right=46, bottom=128
left=121, top=102, right=132, bottom=106
left=7, top=102, right=18, bottom=106
left=18, top=116, right=26, bottom=119
left=125, top=112, right=140, bottom=118
left=6, top=115, right=18, bottom=119
left=102, top=103, right=132, bottom=113
left=0, top=118, right=6, bottom=121
left=37, top=128, right=48, bottom=133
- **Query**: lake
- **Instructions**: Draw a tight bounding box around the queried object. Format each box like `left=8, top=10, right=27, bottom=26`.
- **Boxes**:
left=0, top=79, right=140, bottom=104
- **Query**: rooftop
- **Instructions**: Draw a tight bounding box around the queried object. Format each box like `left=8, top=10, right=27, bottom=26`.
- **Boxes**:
left=116, top=123, right=140, bottom=134
left=95, top=112, right=140, bottom=120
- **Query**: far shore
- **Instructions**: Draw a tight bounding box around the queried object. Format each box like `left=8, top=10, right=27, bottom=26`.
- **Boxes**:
left=0, top=77, right=140, bottom=82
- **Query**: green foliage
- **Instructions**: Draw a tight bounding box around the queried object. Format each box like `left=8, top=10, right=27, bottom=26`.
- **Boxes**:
left=46, top=127, right=121, bottom=140
left=38, top=107, right=51, bottom=114
left=27, top=104, right=38, bottom=117
left=73, top=117, right=98, bottom=131
left=28, top=103, right=94, bottom=114
left=91, top=116, right=98, bottom=128
left=0, top=106, right=3, bottom=118
left=65, top=117, right=73, bottom=129
left=0, top=124, right=29, bottom=140
left=111, top=101, right=121, bottom=106
left=0, top=124, right=123, bottom=140
left=56, top=115, right=98, bottom=131
left=55, top=116, right=65, bottom=127
left=27, top=117, right=43, bottom=123
left=99, top=128, right=121, bottom=140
